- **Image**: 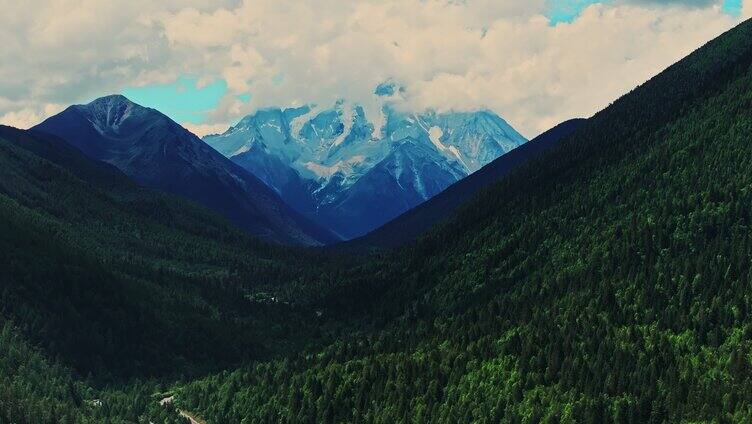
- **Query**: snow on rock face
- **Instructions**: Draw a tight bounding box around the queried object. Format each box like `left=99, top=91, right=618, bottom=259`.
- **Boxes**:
left=204, top=96, right=527, bottom=239
left=206, top=102, right=386, bottom=186
left=78, top=95, right=140, bottom=136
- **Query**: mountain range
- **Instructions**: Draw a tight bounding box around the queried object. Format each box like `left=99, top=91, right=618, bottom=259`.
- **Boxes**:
left=32, top=92, right=529, bottom=243
left=204, top=97, right=527, bottom=239
left=33, top=95, right=337, bottom=246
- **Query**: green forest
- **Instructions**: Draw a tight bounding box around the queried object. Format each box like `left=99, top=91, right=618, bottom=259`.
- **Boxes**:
left=5, top=15, right=752, bottom=424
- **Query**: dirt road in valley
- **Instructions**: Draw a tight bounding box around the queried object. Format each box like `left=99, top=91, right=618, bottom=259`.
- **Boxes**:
left=158, top=395, right=206, bottom=424
left=178, top=410, right=205, bottom=424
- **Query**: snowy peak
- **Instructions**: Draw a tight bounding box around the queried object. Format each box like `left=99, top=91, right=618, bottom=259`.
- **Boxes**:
left=416, top=109, right=527, bottom=173
left=204, top=98, right=527, bottom=239
left=300, top=108, right=345, bottom=144
left=297, top=103, right=377, bottom=161
left=207, top=102, right=525, bottom=182
left=206, top=102, right=386, bottom=185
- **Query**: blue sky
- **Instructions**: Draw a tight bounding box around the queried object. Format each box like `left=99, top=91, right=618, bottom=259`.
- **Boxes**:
left=546, top=0, right=608, bottom=24
left=122, top=76, right=227, bottom=124
left=725, top=0, right=744, bottom=15
left=548, top=0, right=743, bottom=24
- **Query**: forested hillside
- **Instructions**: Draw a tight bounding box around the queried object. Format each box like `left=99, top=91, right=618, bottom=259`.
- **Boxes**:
left=171, top=18, right=752, bottom=422
left=0, top=126, right=343, bottom=421
left=0, top=319, right=188, bottom=423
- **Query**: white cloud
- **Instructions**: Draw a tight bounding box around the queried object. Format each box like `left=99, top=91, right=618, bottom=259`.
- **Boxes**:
left=0, top=0, right=747, bottom=137
left=0, top=103, right=65, bottom=129
left=181, top=122, right=232, bottom=137
left=0, top=109, right=46, bottom=130
left=0, top=0, right=235, bottom=127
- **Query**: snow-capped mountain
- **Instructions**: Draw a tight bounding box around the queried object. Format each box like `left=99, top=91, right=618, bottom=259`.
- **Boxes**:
left=205, top=97, right=527, bottom=239
left=33, top=95, right=338, bottom=246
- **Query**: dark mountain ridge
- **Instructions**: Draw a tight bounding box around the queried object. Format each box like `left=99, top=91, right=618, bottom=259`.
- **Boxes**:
left=33, top=95, right=338, bottom=245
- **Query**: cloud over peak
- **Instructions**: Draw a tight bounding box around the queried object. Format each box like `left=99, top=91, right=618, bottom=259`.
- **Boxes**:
left=0, top=0, right=747, bottom=136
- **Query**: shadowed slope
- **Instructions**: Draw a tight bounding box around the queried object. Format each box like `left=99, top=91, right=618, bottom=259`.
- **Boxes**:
left=349, top=118, right=586, bottom=248
left=33, top=95, right=338, bottom=245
